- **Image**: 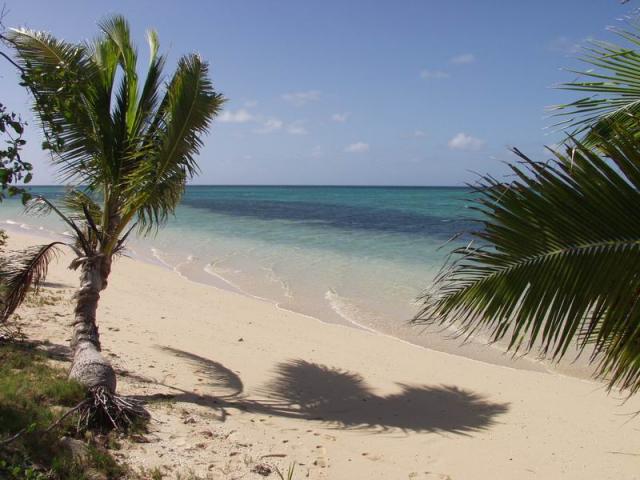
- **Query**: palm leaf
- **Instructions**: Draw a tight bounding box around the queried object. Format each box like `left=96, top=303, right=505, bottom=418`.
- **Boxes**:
left=0, top=242, right=62, bottom=322
left=61, top=188, right=103, bottom=220
left=123, top=53, right=225, bottom=233
left=552, top=23, right=640, bottom=144
left=133, top=29, right=165, bottom=138
left=25, top=196, right=92, bottom=254
left=414, top=126, right=640, bottom=394
left=7, top=28, right=104, bottom=185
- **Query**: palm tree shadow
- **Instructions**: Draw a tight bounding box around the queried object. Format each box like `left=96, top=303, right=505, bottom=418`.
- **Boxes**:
left=128, top=346, right=244, bottom=422
left=255, top=360, right=509, bottom=434
left=137, top=347, right=508, bottom=434
left=159, top=346, right=243, bottom=398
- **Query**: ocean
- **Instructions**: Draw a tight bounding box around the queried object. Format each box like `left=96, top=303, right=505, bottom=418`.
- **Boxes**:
left=0, top=185, right=554, bottom=371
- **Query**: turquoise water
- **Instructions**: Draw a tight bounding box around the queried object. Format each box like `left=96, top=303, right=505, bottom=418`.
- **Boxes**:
left=4, top=186, right=545, bottom=367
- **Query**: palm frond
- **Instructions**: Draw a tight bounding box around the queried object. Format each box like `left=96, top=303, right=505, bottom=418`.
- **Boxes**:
left=552, top=23, right=640, bottom=143
left=7, top=28, right=104, bottom=185
left=123, top=53, right=225, bottom=233
left=0, top=242, right=62, bottom=322
left=61, top=188, right=103, bottom=223
left=98, top=16, right=139, bottom=134
left=414, top=126, right=640, bottom=394
left=26, top=196, right=92, bottom=254
left=99, top=15, right=139, bottom=186
left=60, top=188, right=105, bottom=248
left=132, top=29, right=166, bottom=139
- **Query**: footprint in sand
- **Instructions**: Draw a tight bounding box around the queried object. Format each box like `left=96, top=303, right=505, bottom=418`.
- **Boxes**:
left=313, top=446, right=328, bottom=469
left=361, top=452, right=383, bottom=462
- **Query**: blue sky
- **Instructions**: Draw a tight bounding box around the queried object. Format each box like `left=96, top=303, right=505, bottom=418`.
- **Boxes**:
left=0, top=0, right=635, bottom=185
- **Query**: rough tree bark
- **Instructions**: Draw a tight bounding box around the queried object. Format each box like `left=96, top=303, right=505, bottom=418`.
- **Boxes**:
left=68, top=255, right=116, bottom=392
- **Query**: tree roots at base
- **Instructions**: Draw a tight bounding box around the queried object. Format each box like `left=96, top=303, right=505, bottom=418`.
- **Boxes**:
left=76, top=386, right=149, bottom=432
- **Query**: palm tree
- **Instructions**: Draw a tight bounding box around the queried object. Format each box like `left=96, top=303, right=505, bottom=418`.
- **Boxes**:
left=0, top=16, right=224, bottom=426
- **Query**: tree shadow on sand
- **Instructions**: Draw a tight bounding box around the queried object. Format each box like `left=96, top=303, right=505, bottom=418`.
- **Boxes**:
left=255, top=360, right=509, bottom=434
left=135, top=347, right=509, bottom=434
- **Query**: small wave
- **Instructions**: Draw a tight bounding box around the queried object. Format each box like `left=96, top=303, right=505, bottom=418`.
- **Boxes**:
left=150, top=247, right=195, bottom=281
left=324, top=289, right=379, bottom=334
left=150, top=247, right=176, bottom=269
left=3, top=218, right=69, bottom=241
left=261, top=264, right=294, bottom=300
left=203, top=263, right=246, bottom=293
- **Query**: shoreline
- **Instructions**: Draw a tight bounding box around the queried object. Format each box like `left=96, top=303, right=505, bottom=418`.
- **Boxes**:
left=4, top=230, right=640, bottom=479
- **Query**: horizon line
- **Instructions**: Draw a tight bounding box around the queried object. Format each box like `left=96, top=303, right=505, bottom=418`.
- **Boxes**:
left=24, top=183, right=471, bottom=188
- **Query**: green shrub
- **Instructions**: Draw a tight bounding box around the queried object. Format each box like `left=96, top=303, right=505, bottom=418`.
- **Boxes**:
left=0, top=342, right=125, bottom=479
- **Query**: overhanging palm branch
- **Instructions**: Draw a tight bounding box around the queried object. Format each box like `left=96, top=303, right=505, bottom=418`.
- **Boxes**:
left=552, top=22, right=640, bottom=144
left=414, top=126, right=640, bottom=394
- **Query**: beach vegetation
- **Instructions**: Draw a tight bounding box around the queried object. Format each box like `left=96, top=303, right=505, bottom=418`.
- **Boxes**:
left=0, top=341, right=125, bottom=479
left=0, top=102, right=31, bottom=205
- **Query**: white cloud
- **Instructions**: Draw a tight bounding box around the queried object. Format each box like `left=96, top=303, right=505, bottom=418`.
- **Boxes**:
left=401, top=130, right=428, bottom=139
left=255, top=118, right=284, bottom=134
left=311, top=145, right=323, bottom=158
left=344, top=142, right=370, bottom=153
left=448, top=132, right=485, bottom=151
left=450, top=53, right=476, bottom=64
left=331, top=112, right=351, bottom=123
left=287, top=121, right=308, bottom=135
left=254, top=118, right=308, bottom=135
left=244, top=100, right=258, bottom=108
left=548, top=36, right=582, bottom=54
left=281, top=90, right=321, bottom=106
left=420, top=69, right=450, bottom=80
left=218, top=109, right=255, bottom=124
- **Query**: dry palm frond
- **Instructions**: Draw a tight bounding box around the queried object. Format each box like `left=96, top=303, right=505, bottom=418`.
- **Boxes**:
left=0, top=242, right=62, bottom=322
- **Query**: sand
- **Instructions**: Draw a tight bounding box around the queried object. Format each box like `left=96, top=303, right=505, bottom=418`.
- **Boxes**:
left=4, top=231, right=640, bottom=479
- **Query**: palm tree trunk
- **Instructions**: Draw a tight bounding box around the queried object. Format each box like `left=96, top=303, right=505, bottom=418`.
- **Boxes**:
left=68, top=255, right=116, bottom=392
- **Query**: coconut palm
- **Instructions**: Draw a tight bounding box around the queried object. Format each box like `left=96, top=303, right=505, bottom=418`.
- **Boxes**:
left=0, top=16, right=224, bottom=426
left=413, top=126, right=640, bottom=394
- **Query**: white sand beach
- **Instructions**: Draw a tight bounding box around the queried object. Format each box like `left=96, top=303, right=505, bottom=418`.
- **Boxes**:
left=7, top=231, right=640, bottom=479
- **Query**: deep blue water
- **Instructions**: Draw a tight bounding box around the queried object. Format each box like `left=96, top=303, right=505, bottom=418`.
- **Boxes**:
left=181, top=187, right=476, bottom=238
